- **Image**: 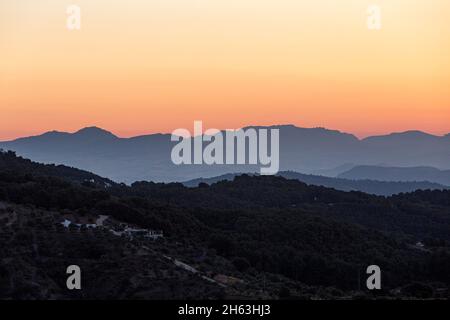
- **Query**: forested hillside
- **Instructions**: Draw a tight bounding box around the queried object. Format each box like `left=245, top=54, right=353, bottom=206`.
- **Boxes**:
left=1, top=151, right=450, bottom=299
left=183, top=171, right=448, bottom=196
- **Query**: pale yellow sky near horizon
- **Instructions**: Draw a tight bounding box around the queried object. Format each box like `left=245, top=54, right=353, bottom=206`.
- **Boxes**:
left=1, top=0, right=449, bottom=140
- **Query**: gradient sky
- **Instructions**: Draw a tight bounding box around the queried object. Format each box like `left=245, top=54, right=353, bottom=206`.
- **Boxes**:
left=1, top=0, right=449, bottom=140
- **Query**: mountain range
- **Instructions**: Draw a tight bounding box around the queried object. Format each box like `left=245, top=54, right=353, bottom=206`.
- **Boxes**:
left=0, top=125, right=448, bottom=184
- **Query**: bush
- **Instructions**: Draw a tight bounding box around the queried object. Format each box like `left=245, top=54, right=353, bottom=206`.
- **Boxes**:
left=401, top=282, right=434, bottom=299
left=232, top=257, right=251, bottom=272
left=208, top=235, right=235, bottom=257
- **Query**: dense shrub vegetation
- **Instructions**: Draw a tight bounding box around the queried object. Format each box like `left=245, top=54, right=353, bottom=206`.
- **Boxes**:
left=1, top=150, right=450, bottom=299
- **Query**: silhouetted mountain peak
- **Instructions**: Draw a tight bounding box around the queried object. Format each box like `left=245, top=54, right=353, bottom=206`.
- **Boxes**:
left=393, top=130, right=434, bottom=138
left=73, top=126, right=117, bottom=139
left=241, top=124, right=359, bottom=141
left=363, top=130, right=437, bottom=142
left=40, top=130, right=69, bottom=138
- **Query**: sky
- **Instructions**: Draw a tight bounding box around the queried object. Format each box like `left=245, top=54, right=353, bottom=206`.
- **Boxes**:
left=1, top=0, right=449, bottom=140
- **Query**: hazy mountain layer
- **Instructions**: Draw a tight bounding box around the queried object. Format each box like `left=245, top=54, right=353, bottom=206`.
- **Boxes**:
left=338, top=166, right=450, bottom=186
left=1, top=125, right=449, bottom=183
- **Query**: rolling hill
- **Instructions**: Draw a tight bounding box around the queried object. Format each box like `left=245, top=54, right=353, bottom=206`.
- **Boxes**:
left=1, top=152, right=450, bottom=299
left=183, top=171, right=448, bottom=196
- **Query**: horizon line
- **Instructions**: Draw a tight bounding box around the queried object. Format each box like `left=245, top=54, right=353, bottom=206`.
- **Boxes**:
left=1, top=124, right=449, bottom=142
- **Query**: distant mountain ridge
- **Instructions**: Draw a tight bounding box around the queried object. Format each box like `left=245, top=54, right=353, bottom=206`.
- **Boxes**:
left=338, top=165, right=450, bottom=186
left=0, top=125, right=449, bottom=183
left=183, top=171, right=448, bottom=196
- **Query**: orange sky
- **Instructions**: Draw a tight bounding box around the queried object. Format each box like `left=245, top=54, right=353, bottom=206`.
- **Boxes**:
left=1, top=0, right=449, bottom=140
